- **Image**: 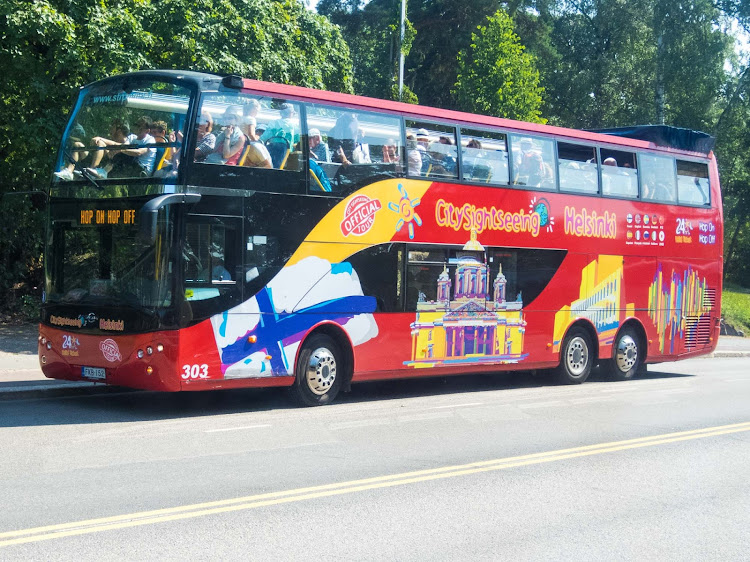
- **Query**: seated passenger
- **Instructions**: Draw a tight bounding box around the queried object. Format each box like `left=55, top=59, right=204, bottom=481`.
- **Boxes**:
left=515, top=137, right=544, bottom=187
left=86, top=117, right=156, bottom=178
left=382, top=139, right=399, bottom=163
left=205, top=107, right=246, bottom=166
left=260, top=103, right=298, bottom=147
left=328, top=113, right=359, bottom=163
left=242, top=140, right=273, bottom=168
left=54, top=124, right=88, bottom=180
left=406, top=134, right=422, bottom=176
left=308, top=128, right=331, bottom=162
left=193, top=111, right=216, bottom=162
left=242, top=99, right=261, bottom=141
left=352, top=128, right=371, bottom=164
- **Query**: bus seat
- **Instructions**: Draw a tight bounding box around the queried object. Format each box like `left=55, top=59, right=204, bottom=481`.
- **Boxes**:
left=285, top=151, right=303, bottom=171
left=237, top=143, right=251, bottom=167
left=265, top=137, right=291, bottom=169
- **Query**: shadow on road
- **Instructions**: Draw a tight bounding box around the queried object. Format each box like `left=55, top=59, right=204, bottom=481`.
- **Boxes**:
left=0, top=365, right=694, bottom=428
left=0, top=323, right=38, bottom=355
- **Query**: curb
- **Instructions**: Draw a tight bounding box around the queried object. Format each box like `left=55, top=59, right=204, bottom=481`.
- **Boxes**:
left=705, top=351, right=750, bottom=359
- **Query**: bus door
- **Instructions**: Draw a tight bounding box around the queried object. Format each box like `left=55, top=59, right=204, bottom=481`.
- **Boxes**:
left=181, top=213, right=243, bottom=324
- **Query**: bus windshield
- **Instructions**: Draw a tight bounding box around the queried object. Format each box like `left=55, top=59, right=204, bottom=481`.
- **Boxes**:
left=45, top=199, right=176, bottom=320
left=53, top=78, right=192, bottom=183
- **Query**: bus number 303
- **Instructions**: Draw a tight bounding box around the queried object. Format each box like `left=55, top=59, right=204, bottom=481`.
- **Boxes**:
left=181, top=364, right=209, bottom=379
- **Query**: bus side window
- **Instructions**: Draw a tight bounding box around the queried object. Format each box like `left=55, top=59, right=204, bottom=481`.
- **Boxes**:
left=509, top=134, right=556, bottom=190
left=639, top=153, right=677, bottom=202
left=557, top=142, right=598, bottom=194
left=601, top=149, right=638, bottom=198
left=677, top=160, right=710, bottom=205
left=460, top=128, right=509, bottom=185
left=306, top=103, right=403, bottom=195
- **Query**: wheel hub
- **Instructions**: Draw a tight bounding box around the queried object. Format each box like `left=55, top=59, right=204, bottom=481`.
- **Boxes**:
left=306, top=347, right=337, bottom=396
left=615, top=335, right=638, bottom=372
left=566, top=337, right=589, bottom=376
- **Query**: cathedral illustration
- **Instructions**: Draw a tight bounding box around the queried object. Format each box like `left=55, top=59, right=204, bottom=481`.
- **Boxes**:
left=405, top=247, right=527, bottom=368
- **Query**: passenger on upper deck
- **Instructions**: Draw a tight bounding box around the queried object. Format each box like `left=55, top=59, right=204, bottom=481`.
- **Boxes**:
left=260, top=103, right=299, bottom=147
left=242, top=99, right=261, bottom=142
left=205, top=107, right=246, bottom=166
left=308, top=128, right=331, bottom=163
left=382, top=139, right=399, bottom=164
left=352, top=128, right=371, bottom=164
left=193, top=111, right=216, bottom=162
left=328, top=112, right=359, bottom=164
left=85, top=116, right=156, bottom=179
left=54, top=124, right=88, bottom=181
left=514, top=137, right=544, bottom=187
left=407, top=134, right=422, bottom=176
left=241, top=140, right=273, bottom=169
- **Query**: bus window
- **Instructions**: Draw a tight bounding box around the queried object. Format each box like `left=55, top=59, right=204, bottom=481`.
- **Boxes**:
left=406, top=247, right=450, bottom=311
left=600, top=148, right=638, bottom=198
left=183, top=217, right=242, bottom=322
left=677, top=160, right=710, bottom=205
left=509, top=134, right=556, bottom=190
left=345, top=244, right=405, bottom=312
left=192, top=92, right=305, bottom=192
left=640, top=153, right=677, bottom=202
left=405, top=121, right=458, bottom=180
left=306, top=104, right=403, bottom=194
left=460, top=128, right=509, bottom=185
left=558, top=142, right=598, bottom=194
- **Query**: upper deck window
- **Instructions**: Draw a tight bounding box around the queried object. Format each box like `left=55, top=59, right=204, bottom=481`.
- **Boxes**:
left=509, top=134, right=556, bottom=190
left=640, top=153, right=677, bottom=202
left=558, top=142, right=598, bottom=194
left=406, top=121, right=458, bottom=180
left=460, top=128, right=509, bottom=185
left=306, top=104, right=403, bottom=194
left=600, top=148, right=638, bottom=199
left=190, top=92, right=305, bottom=193
left=53, top=79, right=191, bottom=183
left=676, top=160, right=710, bottom=205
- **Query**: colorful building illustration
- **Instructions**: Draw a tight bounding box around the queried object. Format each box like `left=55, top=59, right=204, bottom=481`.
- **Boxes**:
left=405, top=251, right=527, bottom=368
left=648, top=265, right=712, bottom=354
left=553, top=255, right=624, bottom=350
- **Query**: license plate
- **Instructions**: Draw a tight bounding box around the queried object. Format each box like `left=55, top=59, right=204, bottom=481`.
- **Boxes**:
left=82, top=366, right=106, bottom=380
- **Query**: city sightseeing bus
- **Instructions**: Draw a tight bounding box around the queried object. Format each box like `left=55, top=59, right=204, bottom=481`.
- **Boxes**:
left=39, top=70, right=722, bottom=405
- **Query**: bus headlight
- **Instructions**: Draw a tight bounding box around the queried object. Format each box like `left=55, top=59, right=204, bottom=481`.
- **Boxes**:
left=137, top=349, right=144, bottom=359
left=146, top=346, right=153, bottom=355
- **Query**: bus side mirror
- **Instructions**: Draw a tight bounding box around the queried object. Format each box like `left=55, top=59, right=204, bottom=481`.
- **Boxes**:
left=138, top=193, right=201, bottom=243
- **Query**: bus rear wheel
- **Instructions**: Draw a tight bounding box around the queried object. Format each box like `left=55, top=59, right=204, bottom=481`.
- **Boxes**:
left=606, top=327, right=641, bottom=381
left=555, top=327, right=593, bottom=384
left=290, top=334, right=344, bottom=406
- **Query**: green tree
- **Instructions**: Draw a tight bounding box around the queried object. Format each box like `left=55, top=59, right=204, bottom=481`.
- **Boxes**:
left=318, top=0, right=418, bottom=102
left=0, top=0, right=353, bottom=316
left=453, top=10, right=545, bottom=123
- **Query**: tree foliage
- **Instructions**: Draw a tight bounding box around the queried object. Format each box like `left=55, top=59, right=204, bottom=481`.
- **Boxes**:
left=0, top=0, right=353, bottom=314
left=318, top=0, right=418, bottom=102
left=453, top=10, right=545, bottom=123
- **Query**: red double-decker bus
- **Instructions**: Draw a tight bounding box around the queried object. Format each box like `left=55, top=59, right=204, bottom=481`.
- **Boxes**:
left=39, top=70, right=722, bottom=405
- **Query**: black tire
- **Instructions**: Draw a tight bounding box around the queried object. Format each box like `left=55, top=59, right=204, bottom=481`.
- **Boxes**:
left=555, top=327, right=593, bottom=384
left=289, top=334, right=344, bottom=406
left=605, top=326, right=641, bottom=381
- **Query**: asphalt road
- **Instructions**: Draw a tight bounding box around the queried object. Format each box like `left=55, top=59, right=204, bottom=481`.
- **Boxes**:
left=1, top=357, right=749, bottom=560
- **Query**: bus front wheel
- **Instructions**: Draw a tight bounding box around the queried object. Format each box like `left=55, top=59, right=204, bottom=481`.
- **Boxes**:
left=606, top=327, right=641, bottom=381
left=290, top=334, right=343, bottom=406
left=555, top=327, right=593, bottom=384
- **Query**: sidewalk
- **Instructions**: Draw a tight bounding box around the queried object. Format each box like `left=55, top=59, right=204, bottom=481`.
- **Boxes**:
left=1, top=323, right=749, bottom=399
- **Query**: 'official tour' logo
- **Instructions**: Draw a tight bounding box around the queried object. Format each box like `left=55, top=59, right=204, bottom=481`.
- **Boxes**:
left=99, top=338, right=122, bottom=362
left=341, top=195, right=382, bottom=236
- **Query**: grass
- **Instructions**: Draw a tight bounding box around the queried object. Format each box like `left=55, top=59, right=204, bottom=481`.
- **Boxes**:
left=722, top=283, right=750, bottom=334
